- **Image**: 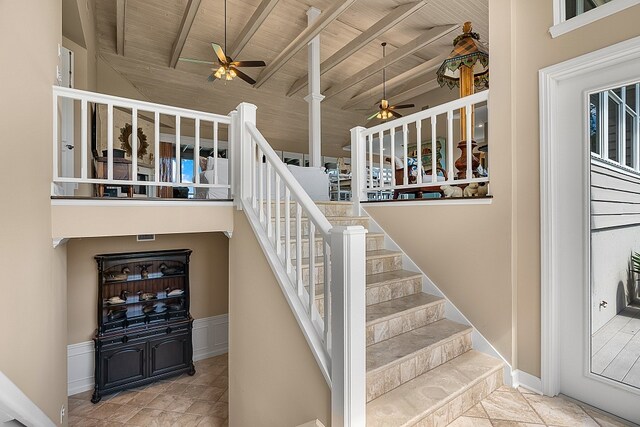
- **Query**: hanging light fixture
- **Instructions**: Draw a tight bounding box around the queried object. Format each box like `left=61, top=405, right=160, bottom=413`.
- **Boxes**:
left=367, top=43, right=414, bottom=121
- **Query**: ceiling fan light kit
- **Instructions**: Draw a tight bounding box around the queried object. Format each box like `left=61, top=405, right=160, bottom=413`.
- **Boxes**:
left=368, top=42, right=414, bottom=121
left=178, top=0, right=266, bottom=85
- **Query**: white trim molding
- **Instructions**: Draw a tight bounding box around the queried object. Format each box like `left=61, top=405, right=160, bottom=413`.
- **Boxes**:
left=539, top=35, right=640, bottom=397
left=0, top=371, right=55, bottom=427
left=511, top=370, right=543, bottom=395
left=550, top=0, right=640, bottom=38
left=67, top=314, right=229, bottom=396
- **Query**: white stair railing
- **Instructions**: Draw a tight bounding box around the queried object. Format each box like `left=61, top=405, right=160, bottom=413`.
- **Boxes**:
left=52, top=86, right=232, bottom=197
left=233, top=103, right=367, bottom=427
left=351, top=91, right=490, bottom=204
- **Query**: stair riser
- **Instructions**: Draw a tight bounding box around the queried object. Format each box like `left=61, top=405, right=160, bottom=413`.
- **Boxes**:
left=301, top=254, right=403, bottom=285
left=366, top=332, right=472, bottom=402
left=366, top=302, right=445, bottom=346
left=366, top=278, right=422, bottom=306
left=271, top=217, right=370, bottom=237
left=413, top=368, right=503, bottom=427
left=290, top=235, right=385, bottom=260
left=262, top=202, right=354, bottom=217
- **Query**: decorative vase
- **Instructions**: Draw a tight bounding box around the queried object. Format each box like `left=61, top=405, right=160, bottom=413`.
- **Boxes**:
left=455, top=140, right=480, bottom=179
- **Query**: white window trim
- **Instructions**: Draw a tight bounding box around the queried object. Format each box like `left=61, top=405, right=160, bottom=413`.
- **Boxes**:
left=550, top=0, right=640, bottom=38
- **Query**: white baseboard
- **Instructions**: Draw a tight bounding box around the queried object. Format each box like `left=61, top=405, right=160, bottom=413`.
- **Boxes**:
left=67, top=314, right=229, bottom=396
left=512, top=369, right=543, bottom=395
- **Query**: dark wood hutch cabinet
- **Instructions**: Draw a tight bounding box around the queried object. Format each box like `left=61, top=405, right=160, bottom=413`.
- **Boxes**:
left=92, top=249, right=195, bottom=403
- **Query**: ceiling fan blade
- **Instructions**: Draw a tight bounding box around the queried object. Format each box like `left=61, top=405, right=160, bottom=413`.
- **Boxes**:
left=390, top=110, right=403, bottom=118
left=179, top=57, right=217, bottom=66
left=391, top=104, right=415, bottom=110
left=231, top=67, right=256, bottom=85
left=207, top=73, right=216, bottom=82
left=231, top=60, right=266, bottom=67
left=211, top=43, right=228, bottom=64
left=367, top=111, right=380, bottom=120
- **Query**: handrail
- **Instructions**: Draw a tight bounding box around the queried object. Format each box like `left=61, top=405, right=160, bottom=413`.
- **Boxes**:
left=351, top=91, right=490, bottom=205
left=246, top=122, right=332, bottom=238
left=361, top=90, right=489, bottom=137
left=52, top=86, right=231, bottom=123
left=52, top=86, right=231, bottom=198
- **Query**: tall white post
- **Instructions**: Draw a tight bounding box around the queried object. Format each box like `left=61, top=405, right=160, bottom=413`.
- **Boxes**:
left=236, top=102, right=257, bottom=204
left=350, top=126, right=367, bottom=215
left=330, top=225, right=367, bottom=427
left=305, top=7, right=324, bottom=168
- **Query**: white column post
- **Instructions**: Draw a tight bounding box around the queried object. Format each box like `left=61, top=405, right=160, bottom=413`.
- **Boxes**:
left=350, top=126, right=367, bottom=214
left=330, top=225, right=367, bottom=427
left=305, top=7, right=324, bottom=168
left=236, top=103, right=257, bottom=204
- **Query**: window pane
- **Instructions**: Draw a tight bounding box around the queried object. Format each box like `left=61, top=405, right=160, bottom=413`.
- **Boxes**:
left=626, top=112, right=635, bottom=167
left=608, top=95, right=619, bottom=162
left=566, top=0, right=613, bottom=20
left=627, top=84, right=638, bottom=113
left=590, top=93, right=600, bottom=154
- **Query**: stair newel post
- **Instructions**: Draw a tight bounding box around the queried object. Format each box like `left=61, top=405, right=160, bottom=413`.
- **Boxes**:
left=236, top=103, right=258, bottom=206
left=330, top=225, right=367, bottom=427
left=350, top=126, right=367, bottom=215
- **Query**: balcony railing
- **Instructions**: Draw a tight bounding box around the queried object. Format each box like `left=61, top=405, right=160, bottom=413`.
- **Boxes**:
left=350, top=91, right=489, bottom=202
left=52, top=86, right=232, bottom=199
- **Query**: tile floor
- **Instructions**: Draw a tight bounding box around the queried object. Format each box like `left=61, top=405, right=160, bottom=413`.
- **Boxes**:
left=452, top=385, right=634, bottom=427
left=68, top=353, right=228, bottom=426
left=591, top=303, right=640, bottom=389
left=69, top=353, right=634, bottom=427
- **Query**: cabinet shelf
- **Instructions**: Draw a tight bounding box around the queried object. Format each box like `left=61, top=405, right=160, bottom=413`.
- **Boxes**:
left=103, top=272, right=185, bottom=285
left=103, top=292, right=186, bottom=308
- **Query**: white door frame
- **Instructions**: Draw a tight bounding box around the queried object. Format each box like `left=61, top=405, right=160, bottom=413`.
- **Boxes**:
left=540, top=35, right=640, bottom=400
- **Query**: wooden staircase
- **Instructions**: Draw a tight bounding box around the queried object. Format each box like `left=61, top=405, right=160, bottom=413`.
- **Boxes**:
left=309, top=202, right=504, bottom=426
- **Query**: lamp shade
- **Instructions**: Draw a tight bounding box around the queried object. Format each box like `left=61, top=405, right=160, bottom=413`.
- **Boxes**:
left=436, top=22, right=489, bottom=90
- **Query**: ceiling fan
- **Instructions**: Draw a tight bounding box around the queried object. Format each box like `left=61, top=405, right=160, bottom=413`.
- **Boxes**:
left=367, top=42, right=414, bottom=121
left=178, top=0, right=266, bottom=85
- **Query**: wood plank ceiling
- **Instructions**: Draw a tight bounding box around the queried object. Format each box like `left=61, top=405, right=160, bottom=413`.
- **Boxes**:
left=95, top=0, right=488, bottom=155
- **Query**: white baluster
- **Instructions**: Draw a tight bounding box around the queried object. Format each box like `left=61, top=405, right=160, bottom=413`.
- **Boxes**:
left=466, top=102, right=473, bottom=180
left=403, top=124, right=408, bottom=186
left=107, top=104, right=114, bottom=181
left=259, top=149, right=264, bottom=223
left=296, top=202, right=303, bottom=297
left=175, top=115, right=181, bottom=184
left=194, top=118, right=201, bottom=185
left=81, top=99, right=88, bottom=180
left=416, top=120, right=422, bottom=185
left=378, top=131, right=384, bottom=189
left=431, top=115, right=437, bottom=183
left=214, top=121, right=219, bottom=185
left=323, top=240, right=330, bottom=347
left=390, top=128, right=396, bottom=188
left=447, top=110, right=454, bottom=182
left=266, top=162, right=272, bottom=237
left=368, top=134, right=373, bottom=192
left=349, top=126, right=366, bottom=213
left=154, top=111, right=160, bottom=183
left=309, top=221, right=316, bottom=318
left=132, top=107, right=138, bottom=184
left=275, top=174, right=281, bottom=254
left=285, top=187, right=291, bottom=273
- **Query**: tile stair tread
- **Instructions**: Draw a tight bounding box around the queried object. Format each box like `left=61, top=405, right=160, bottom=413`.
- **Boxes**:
left=295, top=232, right=384, bottom=243
left=367, top=319, right=472, bottom=373
left=367, top=293, right=443, bottom=325
left=300, top=249, right=402, bottom=267
left=306, top=269, right=424, bottom=300
left=272, top=215, right=370, bottom=221
left=366, top=350, right=503, bottom=427
left=366, top=270, right=422, bottom=287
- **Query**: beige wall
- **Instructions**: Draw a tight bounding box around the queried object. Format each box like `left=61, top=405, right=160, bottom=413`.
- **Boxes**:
left=51, top=204, right=234, bottom=240
left=229, top=211, right=331, bottom=427
left=0, top=0, right=68, bottom=424
left=67, top=232, right=229, bottom=344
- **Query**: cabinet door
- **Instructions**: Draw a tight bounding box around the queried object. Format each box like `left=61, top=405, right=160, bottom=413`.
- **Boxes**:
left=149, top=332, right=190, bottom=377
left=99, top=342, right=146, bottom=389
